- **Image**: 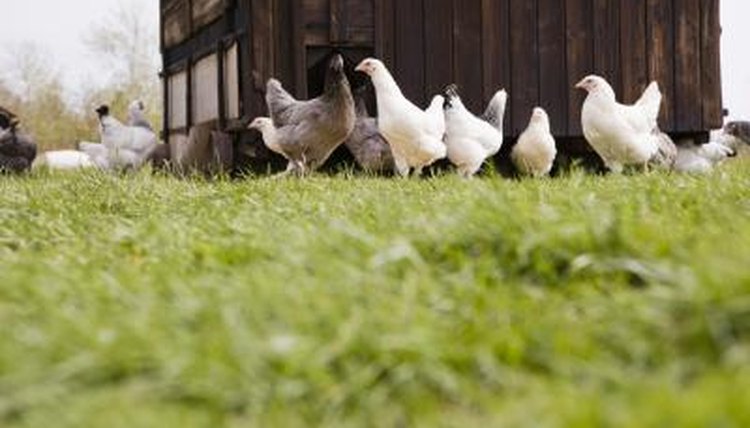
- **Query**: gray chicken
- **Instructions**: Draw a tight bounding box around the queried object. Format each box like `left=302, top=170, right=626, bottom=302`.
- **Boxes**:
left=343, top=88, right=394, bottom=173
left=264, top=53, right=355, bottom=174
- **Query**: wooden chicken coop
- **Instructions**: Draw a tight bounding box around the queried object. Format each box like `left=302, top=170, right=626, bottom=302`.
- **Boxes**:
left=160, top=0, right=723, bottom=169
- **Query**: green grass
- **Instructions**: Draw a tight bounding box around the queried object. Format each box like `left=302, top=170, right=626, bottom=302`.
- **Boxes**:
left=1, top=163, right=749, bottom=427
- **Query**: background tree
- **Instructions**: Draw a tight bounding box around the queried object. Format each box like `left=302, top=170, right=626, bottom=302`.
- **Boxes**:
left=83, top=0, right=162, bottom=129
left=0, top=0, right=161, bottom=151
left=1, top=43, right=93, bottom=149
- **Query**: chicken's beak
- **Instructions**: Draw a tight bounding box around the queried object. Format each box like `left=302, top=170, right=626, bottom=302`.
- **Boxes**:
left=355, top=61, right=366, bottom=73
left=574, top=79, right=587, bottom=90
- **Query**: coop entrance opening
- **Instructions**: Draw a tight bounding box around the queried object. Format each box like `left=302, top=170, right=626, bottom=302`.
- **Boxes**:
left=306, top=48, right=373, bottom=97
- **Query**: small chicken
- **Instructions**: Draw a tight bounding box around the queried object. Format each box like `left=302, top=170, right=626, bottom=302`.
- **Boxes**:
left=264, top=54, right=355, bottom=174
left=356, top=58, right=446, bottom=177
left=247, top=117, right=301, bottom=174
left=511, top=107, right=557, bottom=177
left=343, top=88, right=394, bottom=173
left=674, top=140, right=737, bottom=174
left=443, top=85, right=508, bottom=177
left=576, top=75, right=663, bottom=172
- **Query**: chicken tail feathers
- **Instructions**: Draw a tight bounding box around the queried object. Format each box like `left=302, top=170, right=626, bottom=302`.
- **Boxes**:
left=483, top=89, right=509, bottom=131
left=265, top=79, right=298, bottom=126
left=425, top=95, right=447, bottom=137
left=443, top=84, right=462, bottom=110
left=636, top=81, right=662, bottom=124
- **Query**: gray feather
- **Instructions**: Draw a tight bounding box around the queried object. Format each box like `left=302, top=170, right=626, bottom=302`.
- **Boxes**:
left=344, top=94, right=394, bottom=173
left=262, top=54, right=356, bottom=172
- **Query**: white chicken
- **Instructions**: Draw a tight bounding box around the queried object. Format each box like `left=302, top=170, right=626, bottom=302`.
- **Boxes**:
left=443, top=85, right=508, bottom=177
left=355, top=58, right=446, bottom=177
left=32, top=150, right=95, bottom=170
left=96, top=104, right=158, bottom=171
left=511, top=107, right=557, bottom=177
left=674, top=140, right=737, bottom=174
left=78, top=141, right=111, bottom=169
left=576, top=75, right=663, bottom=172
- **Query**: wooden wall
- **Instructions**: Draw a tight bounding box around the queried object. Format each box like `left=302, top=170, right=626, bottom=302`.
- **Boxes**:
left=161, top=0, right=724, bottom=139
left=373, top=0, right=723, bottom=137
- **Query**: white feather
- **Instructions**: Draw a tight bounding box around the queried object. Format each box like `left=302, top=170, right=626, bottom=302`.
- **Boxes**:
left=444, top=87, right=507, bottom=177
left=33, top=150, right=95, bottom=170
left=577, top=75, right=662, bottom=172
left=356, top=58, right=446, bottom=177
left=674, top=141, right=736, bottom=174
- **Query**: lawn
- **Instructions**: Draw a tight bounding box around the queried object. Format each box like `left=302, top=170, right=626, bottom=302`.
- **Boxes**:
left=0, top=163, right=749, bottom=427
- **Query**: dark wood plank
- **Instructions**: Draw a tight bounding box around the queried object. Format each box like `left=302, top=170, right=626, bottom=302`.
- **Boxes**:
left=700, top=0, right=722, bottom=129
left=424, top=0, right=453, bottom=98
left=374, top=0, right=395, bottom=64
left=192, top=0, right=224, bottom=31
left=565, top=0, right=593, bottom=135
left=291, top=0, right=306, bottom=99
left=393, top=0, right=425, bottom=105
left=674, top=0, right=702, bottom=131
left=452, top=0, right=483, bottom=114
left=274, top=0, right=295, bottom=92
left=647, top=0, right=675, bottom=129
left=538, top=0, right=567, bottom=136
left=509, top=0, right=538, bottom=135
left=236, top=0, right=252, bottom=118
left=163, top=0, right=191, bottom=48
left=344, top=0, right=375, bottom=45
left=620, top=0, right=648, bottom=104
left=481, top=0, right=511, bottom=134
left=250, top=0, right=274, bottom=115
left=593, top=0, right=620, bottom=88
left=330, top=0, right=347, bottom=43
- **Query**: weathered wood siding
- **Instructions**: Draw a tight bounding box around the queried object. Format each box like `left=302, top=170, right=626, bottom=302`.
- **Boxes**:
left=371, top=0, right=723, bottom=136
left=161, top=0, right=723, bottom=140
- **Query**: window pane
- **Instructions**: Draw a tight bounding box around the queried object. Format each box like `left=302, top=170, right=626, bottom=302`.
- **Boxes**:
left=192, top=54, right=219, bottom=124
left=168, top=71, right=187, bottom=130
left=224, top=43, right=240, bottom=120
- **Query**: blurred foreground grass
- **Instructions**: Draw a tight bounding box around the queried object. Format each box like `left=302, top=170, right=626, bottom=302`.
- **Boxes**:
left=0, top=163, right=749, bottom=427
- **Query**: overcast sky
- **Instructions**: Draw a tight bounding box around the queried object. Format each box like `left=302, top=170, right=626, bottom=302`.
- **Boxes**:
left=0, top=0, right=748, bottom=122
